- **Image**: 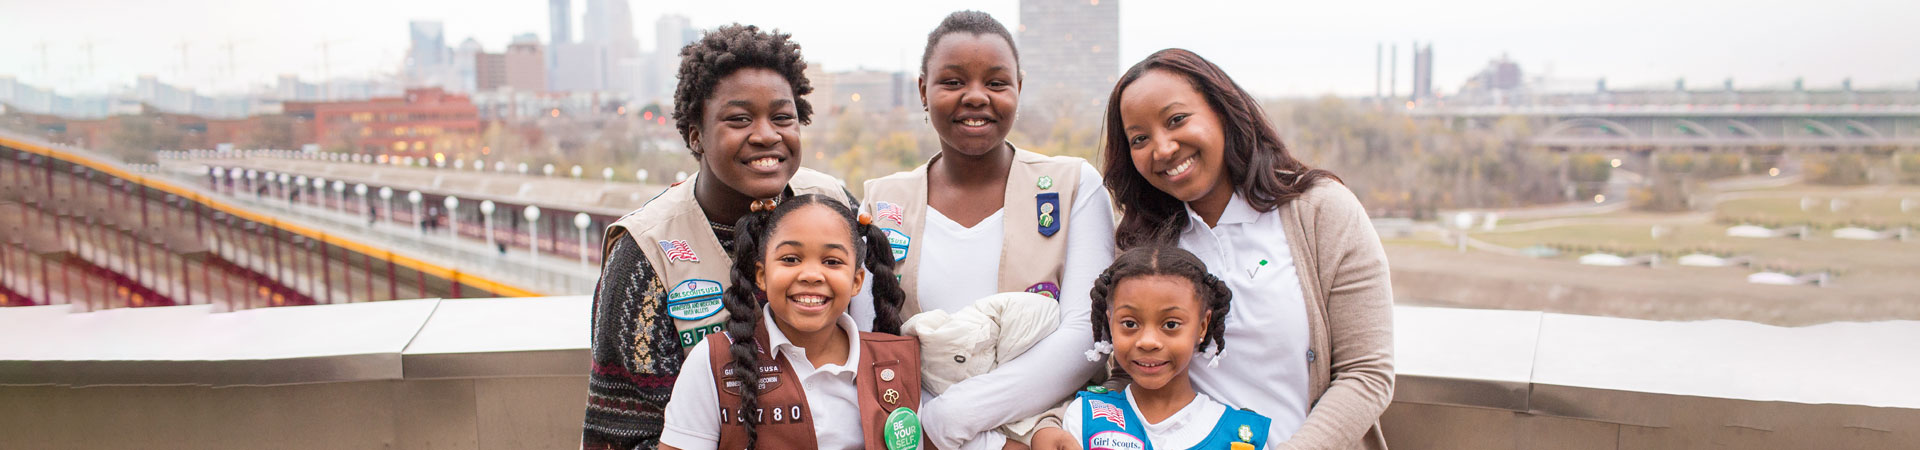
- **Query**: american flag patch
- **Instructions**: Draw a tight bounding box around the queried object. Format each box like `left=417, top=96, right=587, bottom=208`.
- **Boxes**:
left=1089, top=399, right=1127, bottom=429
left=875, top=201, right=904, bottom=225
left=658, top=240, right=699, bottom=262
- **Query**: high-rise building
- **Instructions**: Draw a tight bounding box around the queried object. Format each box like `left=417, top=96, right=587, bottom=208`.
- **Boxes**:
left=581, top=0, right=641, bottom=94
left=549, top=0, right=571, bottom=72
left=1017, top=0, right=1119, bottom=117
left=1412, top=42, right=1434, bottom=101
left=409, top=21, right=448, bottom=68
left=456, top=38, right=484, bottom=93
left=551, top=43, right=607, bottom=92
left=646, top=14, right=696, bottom=104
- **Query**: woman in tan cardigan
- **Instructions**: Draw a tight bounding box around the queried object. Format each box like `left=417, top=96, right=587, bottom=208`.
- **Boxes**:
left=1040, top=48, right=1395, bottom=450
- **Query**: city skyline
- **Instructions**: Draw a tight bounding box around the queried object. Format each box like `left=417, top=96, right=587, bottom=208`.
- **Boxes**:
left=3, top=0, right=1918, bottom=98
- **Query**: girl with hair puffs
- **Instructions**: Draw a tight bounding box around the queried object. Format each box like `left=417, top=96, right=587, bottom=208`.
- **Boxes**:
left=1035, top=246, right=1271, bottom=450
left=585, top=24, right=857, bottom=449
left=659, top=194, right=919, bottom=450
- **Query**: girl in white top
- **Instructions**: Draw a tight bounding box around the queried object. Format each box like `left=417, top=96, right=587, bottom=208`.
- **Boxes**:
left=1037, top=246, right=1272, bottom=450
left=1092, top=48, right=1395, bottom=449
left=660, top=195, right=919, bottom=450
left=853, top=10, right=1116, bottom=450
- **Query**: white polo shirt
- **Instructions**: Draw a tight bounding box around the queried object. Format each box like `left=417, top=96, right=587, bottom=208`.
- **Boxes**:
left=660, top=310, right=867, bottom=450
left=1179, top=193, right=1311, bottom=442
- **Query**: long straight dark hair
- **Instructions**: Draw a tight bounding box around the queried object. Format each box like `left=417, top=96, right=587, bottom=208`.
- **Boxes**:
left=1102, top=48, right=1338, bottom=250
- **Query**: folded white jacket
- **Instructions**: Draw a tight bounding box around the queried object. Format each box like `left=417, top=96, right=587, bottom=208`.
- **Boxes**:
left=902, top=291, right=1062, bottom=440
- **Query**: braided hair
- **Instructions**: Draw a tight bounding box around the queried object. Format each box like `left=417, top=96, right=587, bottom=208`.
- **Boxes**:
left=673, top=24, right=814, bottom=159
left=1088, top=246, right=1232, bottom=359
left=718, top=194, right=907, bottom=449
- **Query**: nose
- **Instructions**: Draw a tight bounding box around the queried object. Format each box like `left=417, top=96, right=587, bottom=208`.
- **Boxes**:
left=960, top=84, right=989, bottom=109
left=1136, top=331, right=1164, bottom=352
left=796, top=264, right=826, bottom=284
left=1151, top=134, right=1178, bottom=162
left=746, top=120, right=782, bottom=147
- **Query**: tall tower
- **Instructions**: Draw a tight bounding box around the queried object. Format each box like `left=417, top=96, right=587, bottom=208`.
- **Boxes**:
left=1017, top=0, right=1120, bottom=122
left=548, top=0, right=571, bottom=86
left=1412, top=42, right=1433, bottom=101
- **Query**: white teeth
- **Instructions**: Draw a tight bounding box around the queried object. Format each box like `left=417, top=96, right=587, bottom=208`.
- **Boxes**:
left=961, top=118, right=988, bottom=127
left=749, top=157, right=780, bottom=169
left=791, top=295, right=828, bottom=305
left=1162, top=157, right=1195, bottom=177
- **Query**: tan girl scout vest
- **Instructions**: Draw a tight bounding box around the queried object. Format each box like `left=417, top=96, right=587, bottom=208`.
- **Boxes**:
left=860, top=148, right=1082, bottom=315
left=709, top=325, right=926, bottom=450
left=603, top=168, right=846, bottom=352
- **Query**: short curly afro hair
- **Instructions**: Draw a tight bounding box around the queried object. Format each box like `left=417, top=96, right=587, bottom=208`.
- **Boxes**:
left=672, top=24, right=814, bottom=159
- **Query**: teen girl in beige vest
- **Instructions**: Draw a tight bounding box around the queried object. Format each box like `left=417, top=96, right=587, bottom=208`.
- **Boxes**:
left=856, top=11, right=1116, bottom=450
left=584, top=25, right=856, bottom=450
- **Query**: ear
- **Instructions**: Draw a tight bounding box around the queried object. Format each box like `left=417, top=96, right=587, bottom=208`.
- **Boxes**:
left=755, top=264, right=766, bottom=291
left=916, top=75, right=929, bottom=109
left=687, top=126, right=703, bottom=156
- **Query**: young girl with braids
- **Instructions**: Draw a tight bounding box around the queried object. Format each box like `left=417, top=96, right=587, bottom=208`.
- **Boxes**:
left=1032, top=246, right=1271, bottom=450
left=659, top=194, right=923, bottom=450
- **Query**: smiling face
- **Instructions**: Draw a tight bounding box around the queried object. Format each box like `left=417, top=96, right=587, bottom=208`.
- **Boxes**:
left=693, top=67, right=803, bottom=200
left=920, top=33, right=1020, bottom=157
left=756, top=203, right=865, bottom=338
left=1119, top=69, right=1235, bottom=213
left=1108, top=274, right=1209, bottom=391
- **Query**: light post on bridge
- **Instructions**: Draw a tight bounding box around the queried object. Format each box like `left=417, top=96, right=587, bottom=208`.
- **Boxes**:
left=379, top=187, right=394, bottom=227
left=407, top=190, right=424, bottom=235
left=444, top=196, right=460, bottom=247
left=480, top=200, right=496, bottom=253
left=573, top=212, right=591, bottom=268
left=523, top=206, right=542, bottom=265
left=543, top=164, right=555, bottom=178
left=636, top=169, right=648, bottom=184
left=312, top=177, right=326, bottom=208
left=602, top=167, right=614, bottom=183
left=571, top=165, right=582, bottom=180
left=279, top=173, right=292, bottom=204
left=332, top=181, right=346, bottom=213
left=355, top=184, right=369, bottom=223
left=246, top=170, right=257, bottom=197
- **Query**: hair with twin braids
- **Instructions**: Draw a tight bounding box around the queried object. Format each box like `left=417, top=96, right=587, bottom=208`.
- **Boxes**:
left=719, top=194, right=907, bottom=449
left=673, top=24, right=813, bottom=159
left=1088, top=246, right=1233, bottom=359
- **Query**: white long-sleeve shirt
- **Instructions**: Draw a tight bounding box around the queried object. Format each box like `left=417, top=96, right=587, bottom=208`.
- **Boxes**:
left=855, top=162, right=1114, bottom=450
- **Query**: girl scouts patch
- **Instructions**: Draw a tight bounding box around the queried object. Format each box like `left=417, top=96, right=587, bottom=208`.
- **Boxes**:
left=1026, top=282, right=1061, bottom=299
left=1036, top=193, right=1061, bottom=237
left=1088, top=430, right=1146, bottom=450
left=876, top=201, right=905, bottom=225
left=882, top=228, right=911, bottom=262
left=666, top=279, right=725, bottom=320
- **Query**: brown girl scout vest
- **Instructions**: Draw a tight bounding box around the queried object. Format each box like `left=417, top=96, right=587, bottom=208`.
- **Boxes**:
left=859, top=148, right=1082, bottom=316
left=709, top=323, right=926, bottom=450
left=603, top=168, right=846, bottom=352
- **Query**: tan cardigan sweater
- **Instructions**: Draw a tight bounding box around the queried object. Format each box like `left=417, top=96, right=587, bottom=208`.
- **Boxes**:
left=1030, top=180, right=1394, bottom=449
left=1278, top=180, right=1395, bottom=450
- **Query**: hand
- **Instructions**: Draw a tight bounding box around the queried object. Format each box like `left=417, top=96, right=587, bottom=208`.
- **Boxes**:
left=1028, top=427, right=1081, bottom=450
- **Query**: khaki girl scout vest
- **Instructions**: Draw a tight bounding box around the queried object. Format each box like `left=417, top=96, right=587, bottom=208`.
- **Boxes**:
left=860, top=148, right=1081, bottom=315
left=709, top=324, right=926, bottom=450
left=603, top=168, right=846, bottom=352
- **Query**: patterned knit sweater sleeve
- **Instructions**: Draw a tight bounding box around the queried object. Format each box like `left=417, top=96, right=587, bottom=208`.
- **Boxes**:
left=583, top=234, right=685, bottom=450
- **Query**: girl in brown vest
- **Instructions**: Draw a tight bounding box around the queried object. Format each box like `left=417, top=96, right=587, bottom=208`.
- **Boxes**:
left=586, top=24, right=853, bottom=450
left=660, top=194, right=922, bottom=450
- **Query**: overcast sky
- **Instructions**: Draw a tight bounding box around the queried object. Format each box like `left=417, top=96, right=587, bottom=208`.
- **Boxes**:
left=4, top=0, right=1917, bottom=97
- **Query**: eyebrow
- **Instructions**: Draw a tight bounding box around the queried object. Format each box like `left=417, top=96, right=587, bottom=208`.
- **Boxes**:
left=1161, top=102, right=1186, bottom=115
left=724, top=99, right=794, bottom=109
left=940, top=65, right=1011, bottom=73
left=774, top=241, right=850, bottom=253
